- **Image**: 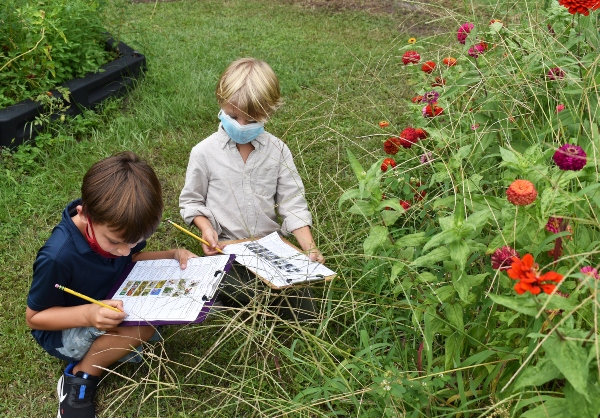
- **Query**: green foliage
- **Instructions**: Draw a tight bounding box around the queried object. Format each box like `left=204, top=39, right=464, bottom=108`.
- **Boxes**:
left=0, top=0, right=111, bottom=108
left=338, top=1, right=600, bottom=415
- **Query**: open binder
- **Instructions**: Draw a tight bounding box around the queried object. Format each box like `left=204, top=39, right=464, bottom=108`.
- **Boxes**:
left=222, top=232, right=336, bottom=290
left=106, top=254, right=235, bottom=326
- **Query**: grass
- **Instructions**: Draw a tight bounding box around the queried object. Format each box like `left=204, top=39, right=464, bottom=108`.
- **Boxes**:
left=0, top=0, right=451, bottom=415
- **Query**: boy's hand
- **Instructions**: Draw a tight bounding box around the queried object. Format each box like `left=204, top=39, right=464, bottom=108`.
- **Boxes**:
left=174, top=248, right=199, bottom=269
left=86, top=300, right=127, bottom=330
left=200, top=227, right=221, bottom=256
left=307, top=247, right=325, bottom=264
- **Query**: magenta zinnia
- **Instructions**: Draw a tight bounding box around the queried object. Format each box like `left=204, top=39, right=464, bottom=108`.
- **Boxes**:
left=553, top=144, right=587, bottom=171
left=545, top=217, right=563, bottom=234
left=581, top=266, right=600, bottom=279
left=457, top=23, right=474, bottom=44
left=491, top=246, right=520, bottom=270
left=547, top=67, right=565, bottom=80
left=421, top=91, right=440, bottom=104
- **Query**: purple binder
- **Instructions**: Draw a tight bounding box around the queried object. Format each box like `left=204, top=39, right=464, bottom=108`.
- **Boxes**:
left=106, top=254, right=235, bottom=326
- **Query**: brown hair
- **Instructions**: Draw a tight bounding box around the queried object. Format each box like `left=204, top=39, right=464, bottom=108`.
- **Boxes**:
left=216, top=58, right=282, bottom=122
left=81, top=152, right=163, bottom=243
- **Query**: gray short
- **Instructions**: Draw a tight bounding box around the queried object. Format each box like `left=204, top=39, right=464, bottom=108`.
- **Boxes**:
left=56, top=326, right=105, bottom=361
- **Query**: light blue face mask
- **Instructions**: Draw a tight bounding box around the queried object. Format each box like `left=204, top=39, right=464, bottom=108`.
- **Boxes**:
left=218, top=110, right=265, bottom=144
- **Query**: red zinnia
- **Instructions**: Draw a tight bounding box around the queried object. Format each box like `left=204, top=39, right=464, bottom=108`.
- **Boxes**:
left=400, top=200, right=411, bottom=210
left=412, top=95, right=424, bottom=103
left=422, top=104, right=443, bottom=118
left=558, top=0, right=600, bottom=15
left=545, top=217, right=563, bottom=234
left=414, top=128, right=428, bottom=139
left=402, top=50, right=421, bottom=65
left=432, top=77, right=446, bottom=87
left=422, top=61, right=436, bottom=73
left=442, top=57, right=457, bottom=67
left=379, top=120, right=390, bottom=128
left=398, top=127, right=419, bottom=148
left=506, top=180, right=537, bottom=206
left=383, top=137, right=401, bottom=155
left=381, top=158, right=396, bottom=172
left=507, top=254, right=563, bottom=295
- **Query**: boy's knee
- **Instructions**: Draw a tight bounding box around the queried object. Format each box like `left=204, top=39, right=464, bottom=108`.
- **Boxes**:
left=139, top=326, right=157, bottom=342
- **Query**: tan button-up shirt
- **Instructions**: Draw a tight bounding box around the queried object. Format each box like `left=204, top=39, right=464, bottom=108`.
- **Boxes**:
left=179, top=127, right=312, bottom=240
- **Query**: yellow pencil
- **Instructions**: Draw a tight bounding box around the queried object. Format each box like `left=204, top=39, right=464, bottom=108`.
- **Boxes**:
left=55, top=284, right=122, bottom=313
left=166, top=219, right=223, bottom=253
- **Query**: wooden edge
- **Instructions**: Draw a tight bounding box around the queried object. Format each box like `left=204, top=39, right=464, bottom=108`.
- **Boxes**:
left=220, top=236, right=335, bottom=290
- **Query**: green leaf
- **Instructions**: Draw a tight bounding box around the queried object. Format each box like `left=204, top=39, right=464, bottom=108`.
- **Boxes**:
left=513, top=358, right=562, bottom=390
left=448, top=240, right=471, bottom=272
left=445, top=303, right=464, bottom=330
left=348, top=201, right=375, bottom=217
left=346, top=149, right=365, bottom=180
left=464, top=209, right=492, bottom=231
left=338, top=188, right=362, bottom=210
left=543, top=334, right=590, bottom=399
left=363, top=226, right=389, bottom=256
left=395, top=232, right=428, bottom=248
left=381, top=209, right=402, bottom=226
left=433, top=285, right=456, bottom=302
left=411, top=247, right=450, bottom=267
left=453, top=272, right=488, bottom=302
left=433, top=195, right=457, bottom=209
left=521, top=398, right=570, bottom=418
left=499, top=146, right=520, bottom=164
left=487, top=293, right=537, bottom=316
left=422, top=229, right=458, bottom=251
left=445, top=333, right=463, bottom=370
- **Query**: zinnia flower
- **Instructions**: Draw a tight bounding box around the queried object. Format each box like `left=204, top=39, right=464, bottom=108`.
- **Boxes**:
left=468, top=42, right=488, bottom=58
left=553, top=144, right=587, bottom=171
left=381, top=158, right=396, bottom=172
left=383, top=137, right=401, bottom=155
left=457, top=23, right=474, bottom=44
left=408, top=37, right=417, bottom=44
left=414, top=128, right=428, bottom=139
left=490, top=19, right=503, bottom=25
left=412, top=95, right=424, bottom=103
left=581, top=266, right=600, bottom=279
left=420, top=152, right=433, bottom=163
left=402, top=50, right=421, bottom=65
left=506, top=179, right=537, bottom=206
left=491, top=246, right=520, bottom=270
left=545, top=217, right=563, bottom=234
left=507, top=253, right=563, bottom=295
left=556, top=104, right=565, bottom=113
left=471, top=124, right=480, bottom=130
left=422, top=104, right=443, bottom=118
left=422, top=61, right=436, bottom=73
left=421, top=91, right=440, bottom=104
left=547, top=67, right=565, bottom=80
left=431, top=77, right=445, bottom=87
left=400, top=200, right=411, bottom=210
left=443, top=57, right=457, bottom=66
left=379, top=120, right=390, bottom=128
left=398, top=127, right=419, bottom=148
left=558, top=0, right=600, bottom=15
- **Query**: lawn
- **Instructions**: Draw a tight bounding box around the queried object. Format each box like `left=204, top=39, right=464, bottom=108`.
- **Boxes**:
left=0, top=0, right=436, bottom=415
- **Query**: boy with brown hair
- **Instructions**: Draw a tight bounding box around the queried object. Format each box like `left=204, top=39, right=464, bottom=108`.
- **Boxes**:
left=26, top=151, right=197, bottom=418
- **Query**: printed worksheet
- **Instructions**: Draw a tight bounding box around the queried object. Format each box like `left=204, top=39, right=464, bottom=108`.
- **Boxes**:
left=223, top=232, right=336, bottom=288
left=109, top=255, right=232, bottom=323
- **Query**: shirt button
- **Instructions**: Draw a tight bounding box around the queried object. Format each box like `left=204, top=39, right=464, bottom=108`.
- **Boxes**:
left=247, top=202, right=251, bottom=206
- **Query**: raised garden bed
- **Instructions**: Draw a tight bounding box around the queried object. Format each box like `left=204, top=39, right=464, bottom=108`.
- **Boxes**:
left=0, top=37, right=146, bottom=149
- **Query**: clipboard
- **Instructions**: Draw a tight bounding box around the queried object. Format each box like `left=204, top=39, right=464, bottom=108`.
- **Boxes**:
left=221, top=233, right=336, bottom=290
left=106, top=254, right=235, bottom=326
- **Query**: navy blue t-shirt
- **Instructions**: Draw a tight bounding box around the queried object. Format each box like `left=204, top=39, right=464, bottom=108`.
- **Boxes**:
left=27, top=199, right=146, bottom=356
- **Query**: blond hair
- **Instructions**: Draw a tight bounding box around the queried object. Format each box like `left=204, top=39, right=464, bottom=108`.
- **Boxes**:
left=216, top=58, right=282, bottom=122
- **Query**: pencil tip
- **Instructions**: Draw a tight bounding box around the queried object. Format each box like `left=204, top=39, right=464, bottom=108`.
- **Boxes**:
left=54, top=284, right=59, bottom=288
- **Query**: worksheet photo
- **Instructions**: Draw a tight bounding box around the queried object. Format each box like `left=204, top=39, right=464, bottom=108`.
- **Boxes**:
left=108, top=255, right=234, bottom=325
left=223, top=232, right=336, bottom=289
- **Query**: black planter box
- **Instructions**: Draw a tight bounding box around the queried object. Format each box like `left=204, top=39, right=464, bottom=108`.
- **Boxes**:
left=0, top=38, right=146, bottom=149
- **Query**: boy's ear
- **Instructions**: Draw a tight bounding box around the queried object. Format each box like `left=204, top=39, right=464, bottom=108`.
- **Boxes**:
left=75, top=205, right=88, bottom=225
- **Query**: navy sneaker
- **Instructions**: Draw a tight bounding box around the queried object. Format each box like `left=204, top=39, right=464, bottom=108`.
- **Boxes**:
left=57, top=363, right=99, bottom=418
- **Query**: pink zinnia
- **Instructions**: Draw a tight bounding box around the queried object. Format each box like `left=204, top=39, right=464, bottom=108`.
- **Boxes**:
left=491, top=246, right=520, bottom=270
left=581, top=266, right=599, bottom=279
left=556, top=104, right=565, bottom=113
left=468, top=42, right=488, bottom=58
left=553, top=144, right=587, bottom=171
left=547, top=67, right=565, bottom=80
left=545, top=217, right=563, bottom=233
left=457, top=23, right=474, bottom=44
left=420, top=152, right=433, bottom=164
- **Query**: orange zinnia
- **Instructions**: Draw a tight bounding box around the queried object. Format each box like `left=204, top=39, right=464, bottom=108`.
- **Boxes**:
left=506, top=254, right=563, bottom=295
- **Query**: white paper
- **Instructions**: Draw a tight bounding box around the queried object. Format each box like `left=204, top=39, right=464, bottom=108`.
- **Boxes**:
left=111, top=255, right=230, bottom=322
left=223, top=232, right=336, bottom=288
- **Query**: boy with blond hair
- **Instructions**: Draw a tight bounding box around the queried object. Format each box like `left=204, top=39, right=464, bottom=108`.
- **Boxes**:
left=179, top=58, right=323, bottom=320
left=27, top=152, right=197, bottom=417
